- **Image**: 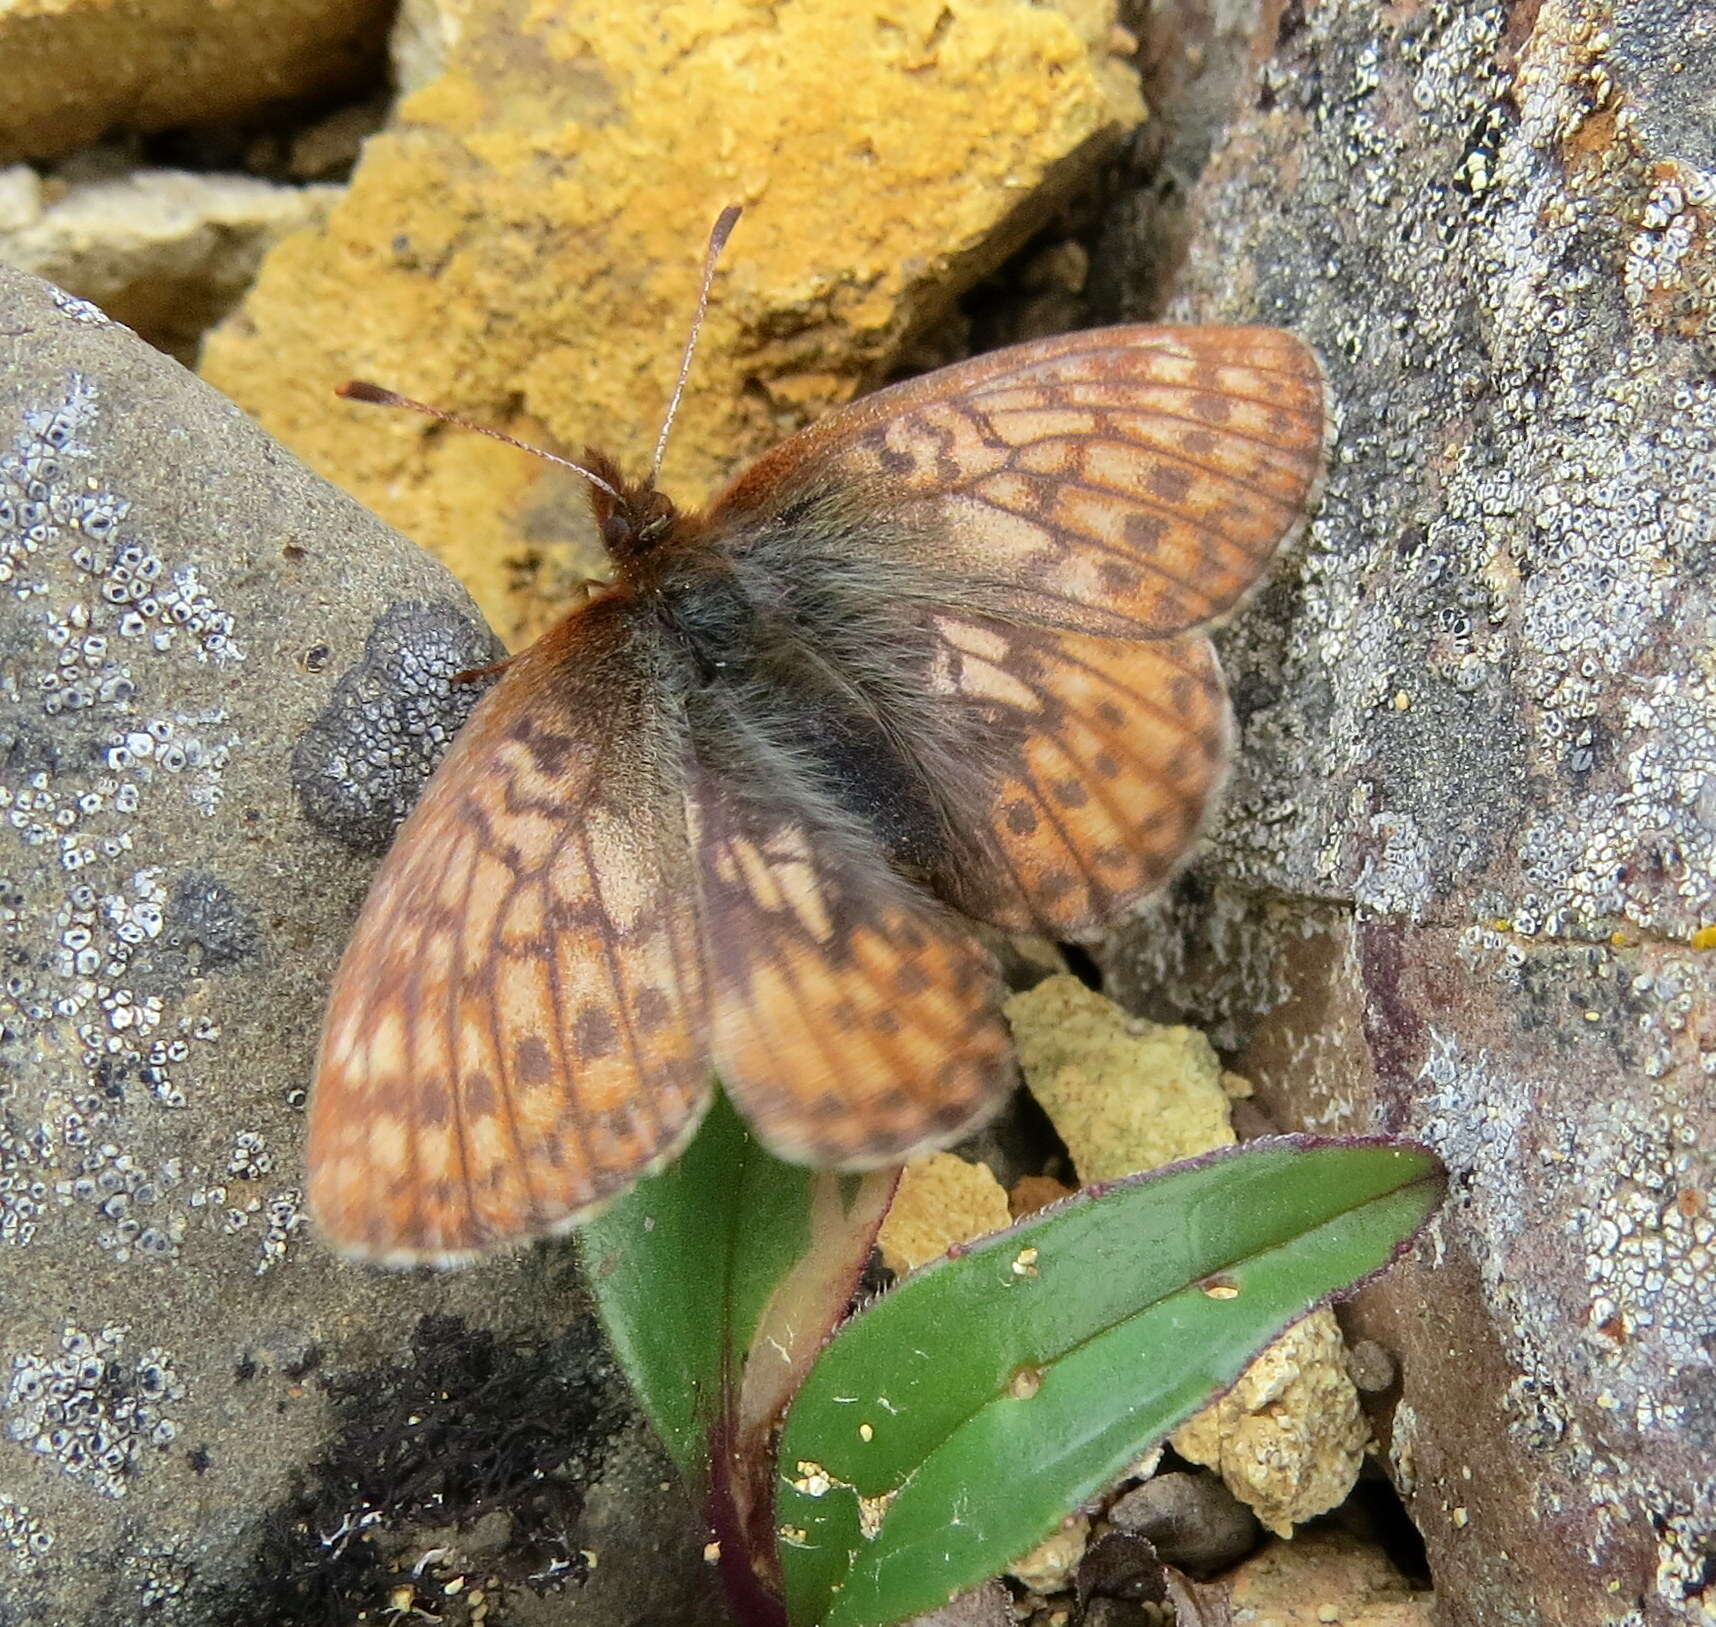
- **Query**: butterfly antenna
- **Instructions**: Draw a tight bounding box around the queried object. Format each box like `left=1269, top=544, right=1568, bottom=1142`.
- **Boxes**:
left=334, top=380, right=625, bottom=502
left=649, top=204, right=743, bottom=485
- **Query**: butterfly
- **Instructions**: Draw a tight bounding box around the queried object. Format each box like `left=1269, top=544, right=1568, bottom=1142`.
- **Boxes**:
left=307, top=209, right=1328, bottom=1266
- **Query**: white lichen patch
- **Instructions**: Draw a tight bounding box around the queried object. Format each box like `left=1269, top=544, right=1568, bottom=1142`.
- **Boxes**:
left=0, top=1490, right=54, bottom=1572
left=1416, top=1025, right=1715, bottom=1562
left=3, top=1326, right=183, bottom=1499
left=0, top=367, right=318, bottom=1352
left=0, top=376, right=258, bottom=1266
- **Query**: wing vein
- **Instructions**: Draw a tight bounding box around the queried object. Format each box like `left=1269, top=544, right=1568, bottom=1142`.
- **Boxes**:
left=1048, top=635, right=1218, bottom=748
left=958, top=490, right=1225, bottom=599
left=583, top=823, right=665, bottom=1154
left=444, top=816, right=481, bottom=1245
left=540, top=892, right=599, bottom=1198
left=977, top=361, right=1322, bottom=400
left=979, top=399, right=1323, bottom=468
left=484, top=877, right=547, bottom=1230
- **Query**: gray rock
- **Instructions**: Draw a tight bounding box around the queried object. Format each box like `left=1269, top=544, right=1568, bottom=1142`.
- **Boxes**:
left=1092, top=5, right=1716, bottom=1625
left=0, top=266, right=725, bottom=1626
left=1107, top=1471, right=1259, bottom=1578
left=904, top=1579, right=1014, bottom=1627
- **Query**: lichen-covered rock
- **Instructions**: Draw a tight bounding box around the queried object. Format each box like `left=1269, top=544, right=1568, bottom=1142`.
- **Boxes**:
left=0, top=1, right=390, bottom=165
left=1094, top=4, right=1716, bottom=1623
left=199, top=0, right=1145, bottom=647
left=0, top=267, right=725, bottom=1626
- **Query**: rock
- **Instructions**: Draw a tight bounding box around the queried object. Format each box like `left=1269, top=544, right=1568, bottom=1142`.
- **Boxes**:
left=1107, top=1469, right=1261, bottom=1578
left=1080, top=1600, right=1162, bottom=1627
left=903, top=1579, right=1014, bottom=1627
left=1345, top=1338, right=1398, bottom=1396
left=1224, top=1528, right=1433, bottom=1627
left=1007, top=1511, right=1091, bottom=1593
left=877, top=1152, right=1013, bottom=1275
left=1094, top=3, right=1716, bottom=1623
left=1004, top=974, right=1235, bottom=1180
left=1170, top=1311, right=1371, bottom=1540
left=1005, top=975, right=1368, bottom=1537
left=1008, top=1173, right=1077, bottom=1219
left=198, top=0, right=1145, bottom=647
left=0, top=0, right=390, bottom=164
left=0, top=267, right=726, bottom=1625
left=0, top=159, right=340, bottom=365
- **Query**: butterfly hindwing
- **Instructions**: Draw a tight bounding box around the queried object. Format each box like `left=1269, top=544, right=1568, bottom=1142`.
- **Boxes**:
left=308, top=598, right=711, bottom=1265
left=921, top=611, right=1230, bottom=938
left=688, top=770, right=1015, bottom=1168
left=713, top=324, right=1326, bottom=641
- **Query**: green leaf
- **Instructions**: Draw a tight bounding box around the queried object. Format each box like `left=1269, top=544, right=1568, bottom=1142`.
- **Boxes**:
left=776, top=1136, right=1444, bottom=1627
left=579, top=1089, right=894, bottom=1493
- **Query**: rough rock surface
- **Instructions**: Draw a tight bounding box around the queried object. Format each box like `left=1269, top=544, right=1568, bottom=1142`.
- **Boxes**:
left=0, top=162, right=341, bottom=365
left=876, top=1152, right=1012, bottom=1276
left=1, top=0, right=390, bottom=165
left=200, top=0, right=1144, bottom=647
left=1006, top=974, right=1236, bottom=1179
left=1095, top=4, right=1716, bottom=1623
left=1224, top=1528, right=1434, bottom=1626
left=0, top=267, right=725, bottom=1625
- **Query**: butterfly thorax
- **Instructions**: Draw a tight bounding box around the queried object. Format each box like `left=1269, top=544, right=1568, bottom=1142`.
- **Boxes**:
left=617, top=480, right=988, bottom=894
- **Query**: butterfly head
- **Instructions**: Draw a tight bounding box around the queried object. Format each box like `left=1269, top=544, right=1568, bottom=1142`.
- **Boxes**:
left=584, top=450, right=682, bottom=571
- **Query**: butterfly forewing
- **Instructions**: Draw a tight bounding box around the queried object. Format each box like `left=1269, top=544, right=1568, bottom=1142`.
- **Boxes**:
left=689, top=774, right=1015, bottom=1168
left=309, top=599, right=711, bottom=1265
left=713, top=324, right=1326, bottom=640
left=922, top=612, right=1230, bottom=938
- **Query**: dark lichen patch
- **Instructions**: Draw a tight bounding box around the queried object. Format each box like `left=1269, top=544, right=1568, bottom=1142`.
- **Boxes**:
left=128, top=872, right=264, bottom=996
left=0, top=722, right=62, bottom=778
left=291, top=600, right=501, bottom=854
left=205, top=1312, right=626, bottom=1627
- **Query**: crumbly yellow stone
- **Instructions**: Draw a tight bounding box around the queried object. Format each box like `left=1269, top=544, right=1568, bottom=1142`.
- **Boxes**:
left=878, top=1153, right=1012, bottom=1276
left=1004, top=974, right=1235, bottom=1181
left=201, top=0, right=1143, bottom=647
left=0, top=0, right=389, bottom=163
left=1005, top=975, right=1368, bottom=1536
left=1170, top=1309, right=1371, bottom=1538
left=1226, top=1528, right=1434, bottom=1625
left=1007, top=1512, right=1090, bottom=1593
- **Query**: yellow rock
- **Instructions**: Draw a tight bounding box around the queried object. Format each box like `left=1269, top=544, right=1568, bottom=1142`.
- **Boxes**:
left=1227, top=1528, right=1434, bottom=1625
left=1171, top=1310, right=1370, bottom=1538
left=1005, top=975, right=1367, bottom=1537
left=1004, top=974, right=1234, bottom=1182
left=200, top=0, right=1144, bottom=647
left=0, top=1, right=390, bottom=163
left=0, top=167, right=342, bottom=364
left=878, top=1153, right=1012, bottom=1276
left=1006, top=1512, right=1090, bottom=1594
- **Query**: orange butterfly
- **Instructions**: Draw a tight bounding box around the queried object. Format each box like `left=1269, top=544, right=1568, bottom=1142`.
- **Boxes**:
left=308, top=210, right=1327, bottom=1266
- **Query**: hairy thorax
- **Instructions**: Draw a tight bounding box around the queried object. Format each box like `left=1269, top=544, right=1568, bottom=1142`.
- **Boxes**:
left=636, top=508, right=969, bottom=888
